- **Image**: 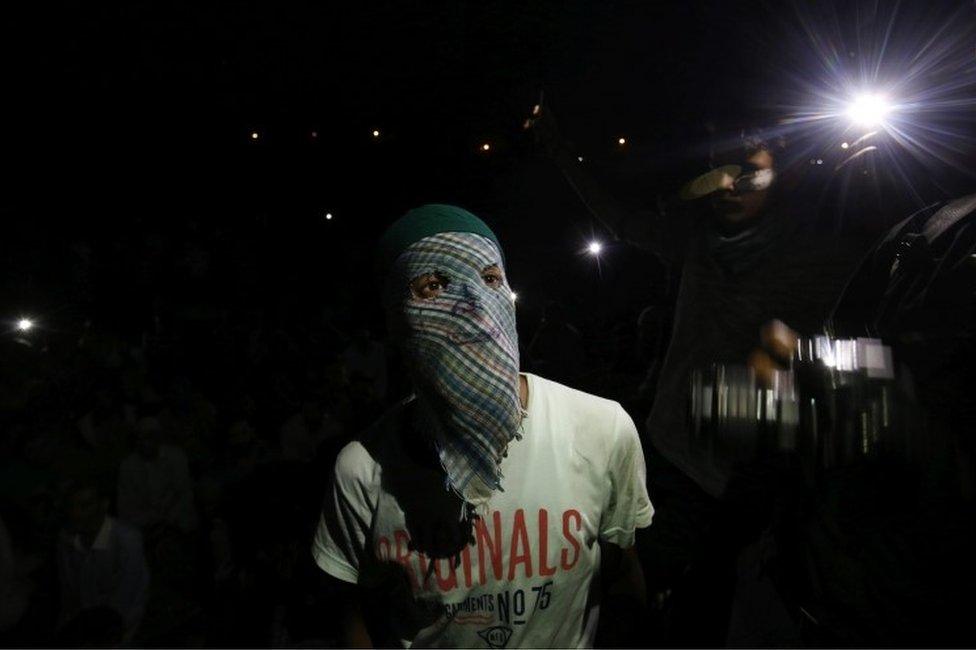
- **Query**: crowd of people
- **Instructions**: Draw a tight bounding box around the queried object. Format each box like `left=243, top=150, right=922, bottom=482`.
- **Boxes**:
left=3, top=110, right=974, bottom=647
left=0, top=314, right=378, bottom=645
left=3, top=122, right=974, bottom=648
left=0, top=206, right=665, bottom=647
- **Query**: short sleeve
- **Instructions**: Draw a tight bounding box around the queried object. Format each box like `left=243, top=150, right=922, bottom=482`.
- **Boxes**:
left=311, top=442, right=375, bottom=584
left=599, top=405, right=654, bottom=547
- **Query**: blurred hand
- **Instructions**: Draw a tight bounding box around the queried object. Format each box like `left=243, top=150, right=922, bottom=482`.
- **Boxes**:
left=522, top=100, right=564, bottom=158
left=747, top=319, right=798, bottom=388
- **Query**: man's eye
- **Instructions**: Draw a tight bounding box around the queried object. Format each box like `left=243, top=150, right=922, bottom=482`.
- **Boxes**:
left=414, top=275, right=448, bottom=298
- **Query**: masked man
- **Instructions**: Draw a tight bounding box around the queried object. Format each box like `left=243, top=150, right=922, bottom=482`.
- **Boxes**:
left=312, top=204, right=653, bottom=648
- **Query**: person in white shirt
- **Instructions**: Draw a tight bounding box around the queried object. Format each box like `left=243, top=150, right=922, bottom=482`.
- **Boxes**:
left=117, top=417, right=197, bottom=533
left=312, top=204, right=653, bottom=648
left=57, top=481, right=150, bottom=642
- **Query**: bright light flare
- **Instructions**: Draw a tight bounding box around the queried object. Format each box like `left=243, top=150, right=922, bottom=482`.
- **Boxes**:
left=617, top=137, right=627, bottom=146
left=325, top=213, right=333, bottom=221
left=846, top=93, right=892, bottom=127
left=510, top=291, right=518, bottom=302
left=372, top=129, right=380, bottom=138
left=481, top=143, right=491, bottom=151
left=587, top=241, right=603, bottom=255
left=16, top=318, right=34, bottom=332
left=250, top=131, right=259, bottom=140
left=776, top=2, right=976, bottom=201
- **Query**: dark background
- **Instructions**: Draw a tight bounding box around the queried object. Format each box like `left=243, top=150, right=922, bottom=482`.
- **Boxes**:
left=4, top=0, right=971, bottom=339
left=1, top=0, right=973, bottom=647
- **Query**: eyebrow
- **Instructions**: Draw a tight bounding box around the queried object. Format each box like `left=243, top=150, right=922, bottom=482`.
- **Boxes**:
left=409, top=270, right=444, bottom=284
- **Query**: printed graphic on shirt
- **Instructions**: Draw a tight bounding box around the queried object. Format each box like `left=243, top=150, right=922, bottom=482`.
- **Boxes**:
left=478, top=624, right=513, bottom=648
left=443, top=580, right=554, bottom=626
left=374, top=508, right=582, bottom=593
left=372, top=507, right=581, bottom=645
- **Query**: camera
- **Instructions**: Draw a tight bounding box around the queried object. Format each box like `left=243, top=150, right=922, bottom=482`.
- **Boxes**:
left=689, top=336, right=905, bottom=481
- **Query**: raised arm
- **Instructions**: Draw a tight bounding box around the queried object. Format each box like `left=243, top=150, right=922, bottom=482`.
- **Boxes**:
left=526, top=103, right=679, bottom=260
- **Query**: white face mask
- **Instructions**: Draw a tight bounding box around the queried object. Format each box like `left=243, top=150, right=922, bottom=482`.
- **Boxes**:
left=680, top=164, right=778, bottom=201
left=733, top=167, right=776, bottom=193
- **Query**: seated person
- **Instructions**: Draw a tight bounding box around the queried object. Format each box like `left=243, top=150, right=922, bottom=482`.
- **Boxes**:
left=57, top=479, right=150, bottom=642
left=117, top=417, right=197, bottom=534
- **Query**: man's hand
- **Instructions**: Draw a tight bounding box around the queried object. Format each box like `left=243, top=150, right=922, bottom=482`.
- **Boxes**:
left=523, top=98, right=571, bottom=161
left=321, top=575, right=373, bottom=648
left=747, top=319, right=798, bottom=387
left=596, top=543, right=647, bottom=647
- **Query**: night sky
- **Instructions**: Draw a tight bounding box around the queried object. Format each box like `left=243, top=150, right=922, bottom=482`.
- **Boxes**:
left=3, top=0, right=973, bottom=339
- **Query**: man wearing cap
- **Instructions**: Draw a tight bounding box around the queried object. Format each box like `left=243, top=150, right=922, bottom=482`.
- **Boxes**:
left=311, top=204, right=653, bottom=648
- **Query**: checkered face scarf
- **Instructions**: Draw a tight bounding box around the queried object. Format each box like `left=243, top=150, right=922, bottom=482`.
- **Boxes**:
left=386, top=232, right=522, bottom=507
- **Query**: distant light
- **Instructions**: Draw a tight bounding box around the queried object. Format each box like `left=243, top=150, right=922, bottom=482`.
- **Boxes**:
left=482, top=143, right=491, bottom=151
left=250, top=132, right=259, bottom=140
left=846, top=93, right=891, bottom=127
left=587, top=241, right=603, bottom=255
left=325, top=213, right=333, bottom=221
left=532, top=104, right=541, bottom=116
left=816, top=159, right=823, bottom=165
left=310, top=131, right=318, bottom=139
left=16, top=318, right=33, bottom=332
left=617, top=137, right=626, bottom=146
left=577, top=156, right=584, bottom=162
left=510, top=291, right=518, bottom=302
left=372, top=129, right=380, bottom=138
left=841, top=142, right=849, bottom=149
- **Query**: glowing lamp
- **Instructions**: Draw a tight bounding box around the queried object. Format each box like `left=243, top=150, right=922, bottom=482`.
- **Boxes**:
left=16, top=318, right=33, bottom=332
left=588, top=241, right=603, bottom=255
left=846, top=94, right=891, bottom=127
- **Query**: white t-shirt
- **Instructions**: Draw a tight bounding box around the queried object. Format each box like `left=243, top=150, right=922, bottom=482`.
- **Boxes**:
left=312, top=373, right=653, bottom=648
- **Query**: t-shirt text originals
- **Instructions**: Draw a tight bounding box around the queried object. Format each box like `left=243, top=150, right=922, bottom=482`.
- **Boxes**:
left=375, top=508, right=583, bottom=592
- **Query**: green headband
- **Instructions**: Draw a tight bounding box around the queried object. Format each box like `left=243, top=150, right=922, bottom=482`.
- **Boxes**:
left=376, top=204, right=504, bottom=281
